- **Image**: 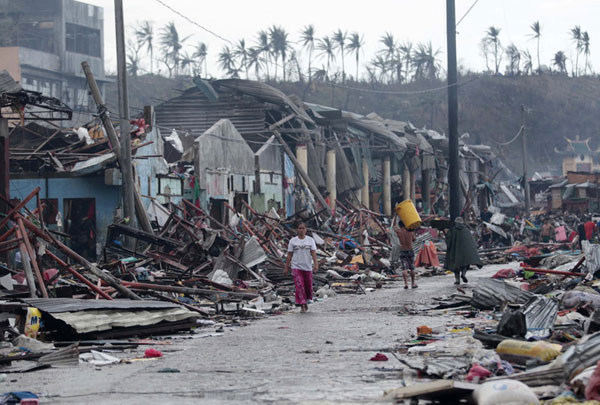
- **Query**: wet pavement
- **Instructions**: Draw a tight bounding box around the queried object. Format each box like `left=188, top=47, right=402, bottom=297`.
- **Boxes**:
left=2, top=264, right=516, bottom=404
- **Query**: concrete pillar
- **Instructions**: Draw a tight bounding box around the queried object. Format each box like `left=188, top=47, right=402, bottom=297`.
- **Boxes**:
left=0, top=118, right=9, bottom=217
left=296, top=144, right=308, bottom=187
left=403, top=164, right=410, bottom=202
left=361, top=158, right=369, bottom=208
left=422, top=169, right=431, bottom=214
left=326, top=149, right=336, bottom=211
left=410, top=171, right=416, bottom=202
left=383, top=156, right=392, bottom=216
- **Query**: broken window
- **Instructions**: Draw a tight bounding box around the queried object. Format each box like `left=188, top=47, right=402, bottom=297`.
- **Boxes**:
left=65, top=23, right=101, bottom=57
left=158, top=175, right=183, bottom=196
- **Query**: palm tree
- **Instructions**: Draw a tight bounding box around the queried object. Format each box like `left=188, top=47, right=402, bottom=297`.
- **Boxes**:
left=521, top=49, right=533, bottom=75
left=505, top=44, right=521, bottom=75
left=193, top=42, right=208, bottom=76
left=485, top=26, right=502, bottom=74
left=333, top=29, right=347, bottom=83
left=570, top=25, right=582, bottom=76
left=160, top=22, right=188, bottom=77
left=135, top=21, right=154, bottom=74
left=582, top=31, right=591, bottom=76
left=412, top=42, right=441, bottom=80
left=248, top=47, right=264, bottom=80
left=552, top=51, right=567, bottom=74
left=399, top=41, right=413, bottom=82
left=218, top=45, right=238, bottom=78
left=300, top=25, right=316, bottom=82
left=234, top=39, right=250, bottom=79
left=179, top=51, right=194, bottom=76
left=529, top=21, right=542, bottom=73
left=256, top=30, right=271, bottom=80
left=269, top=25, right=290, bottom=81
left=369, top=55, right=388, bottom=84
left=126, top=40, right=142, bottom=77
left=317, top=36, right=335, bottom=80
left=379, top=32, right=397, bottom=82
left=347, top=32, right=364, bottom=81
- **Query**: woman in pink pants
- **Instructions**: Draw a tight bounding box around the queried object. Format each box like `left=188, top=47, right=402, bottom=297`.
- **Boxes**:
left=284, top=222, right=318, bottom=313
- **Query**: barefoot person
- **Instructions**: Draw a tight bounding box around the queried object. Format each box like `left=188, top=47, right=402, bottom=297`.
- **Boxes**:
left=395, top=221, right=418, bottom=289
left=284, top=222, right=318, bottom=312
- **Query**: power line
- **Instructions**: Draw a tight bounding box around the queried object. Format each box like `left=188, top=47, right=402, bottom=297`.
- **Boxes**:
left=493, top=126, right=523, bottom=146
left=154, top=0, right=233, bottom=45
left=456, top=0, right=481, bottom=27
left=328, top=77, right=479, bottom=95
left=152, top=0, right=480, bottom=96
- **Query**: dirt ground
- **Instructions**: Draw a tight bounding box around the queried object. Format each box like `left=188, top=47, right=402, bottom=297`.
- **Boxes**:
left=2, top=264, right=516, bottom=404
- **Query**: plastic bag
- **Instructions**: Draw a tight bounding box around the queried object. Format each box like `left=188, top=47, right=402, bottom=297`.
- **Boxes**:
left=496, top=339, right=562, bottom=363
left=473, top=379, right=540, bottom=405
left=497, top=309, right=527, bottom=338
left=466, top=363, right=492, bottom=382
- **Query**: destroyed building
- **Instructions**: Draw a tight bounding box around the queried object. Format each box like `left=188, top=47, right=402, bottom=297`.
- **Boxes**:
left=0, top=0, right=107, bottom=126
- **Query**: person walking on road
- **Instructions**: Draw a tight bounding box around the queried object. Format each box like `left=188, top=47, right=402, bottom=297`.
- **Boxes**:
left=445, top=217, right=482, bottom=285
left=395, top=222, right=418, bottom=289
left=284, top=222, right=318, bottom=313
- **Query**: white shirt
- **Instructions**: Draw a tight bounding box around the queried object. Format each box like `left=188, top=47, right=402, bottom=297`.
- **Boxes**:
left=287, top=236, right=317, bottom=271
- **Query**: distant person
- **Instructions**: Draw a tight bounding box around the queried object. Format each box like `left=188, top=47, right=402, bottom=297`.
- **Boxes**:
left=284, top=222, right=318, bottom=313
left=480, top=207, right=493, bottom=223
left=445, top=217, right=482, bottom=285
left=578, top=218, right=589, bottom=248
left=395, top=221, right=417, bottom=289
left=540, top=220, right=554, bottom=243
left=481, top=225, right=492, bottom=249
left=585, top=218, right=596, bottom=241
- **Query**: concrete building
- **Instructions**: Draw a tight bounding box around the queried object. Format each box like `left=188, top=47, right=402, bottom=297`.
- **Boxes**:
left=555, top=136, right=600, bottom=175
left=0, top=0, right=106, bottom=125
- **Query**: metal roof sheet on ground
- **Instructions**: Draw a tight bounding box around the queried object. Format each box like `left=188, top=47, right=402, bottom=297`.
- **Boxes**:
left=21, top=298, right=183, bottom=313
left=51, top=308, right=198, bottom=334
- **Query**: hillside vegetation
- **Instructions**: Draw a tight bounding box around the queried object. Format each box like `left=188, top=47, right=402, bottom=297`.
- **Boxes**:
left=106, top=74, right=600, bottom=174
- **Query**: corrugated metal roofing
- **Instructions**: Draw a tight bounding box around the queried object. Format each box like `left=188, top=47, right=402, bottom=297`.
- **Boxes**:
left=0, top=70, right=21, bottom=94
left=214, top=79, right=315, bottom=124
left=21, top=298, right=181, bottom=313
left=51, top=308, right=197, bottom=334
left=155, top=89, right=267, bottom=139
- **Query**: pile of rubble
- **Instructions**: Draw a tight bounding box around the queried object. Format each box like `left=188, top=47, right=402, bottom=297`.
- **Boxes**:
left=0, top=187, right=414, bottom=376
left=385, top=242, right=600, bottom=404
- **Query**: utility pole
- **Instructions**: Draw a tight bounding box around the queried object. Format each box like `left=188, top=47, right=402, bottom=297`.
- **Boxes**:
left=114, top=0, right=136, bottom=232
left=446, top=0, right=460, bottom=220
left=521, top=105, right=530, bottom=213
left=82, top=62, right=153, bottom=234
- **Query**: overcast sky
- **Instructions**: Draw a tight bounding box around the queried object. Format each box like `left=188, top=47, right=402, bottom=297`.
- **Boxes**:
left=86, top=0, right=600, bottom=78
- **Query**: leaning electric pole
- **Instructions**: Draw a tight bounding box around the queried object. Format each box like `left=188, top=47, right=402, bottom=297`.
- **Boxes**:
left=446, top=0, right=460, bottom=220
left=114, top=0, right=136, bottom=231
left=521, top=105, right=531, bottom=213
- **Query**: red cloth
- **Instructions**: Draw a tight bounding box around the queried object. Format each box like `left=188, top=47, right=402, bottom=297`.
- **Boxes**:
left=586, top=360, right=600, bottom=400
left=369, top=353, right=389, bottom=361
left=466, top=363, right=492, bottom=382
left=569, top=230, right=578, bottom=242
left=585, top=222, right=596, bottom=240
left=492, top=268, right=517, bottom=279
left=144, top=348, right=163, bottom=358
left=415, top=241, right=440, bottom=267
left=292, top=268, right=313, bottom=305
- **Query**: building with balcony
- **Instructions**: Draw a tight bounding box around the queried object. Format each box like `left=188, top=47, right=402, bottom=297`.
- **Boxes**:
left=0, top=0, right=107, bottom=126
